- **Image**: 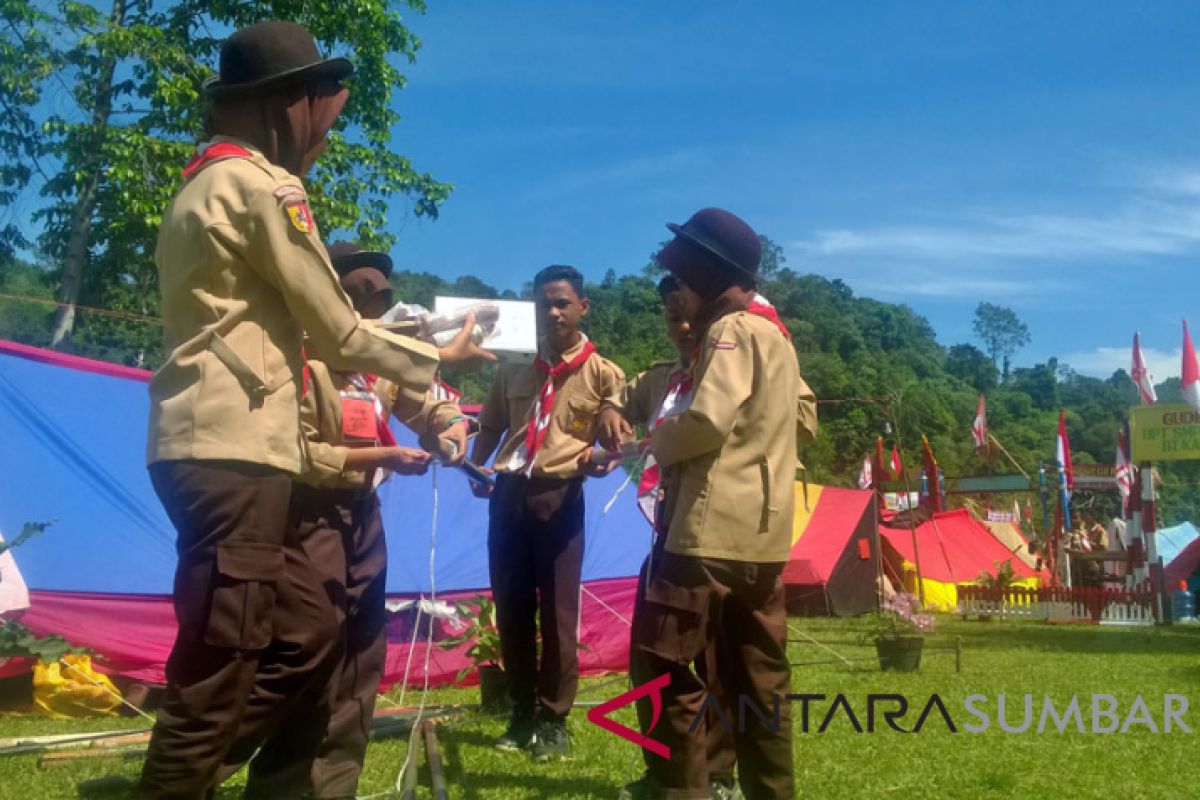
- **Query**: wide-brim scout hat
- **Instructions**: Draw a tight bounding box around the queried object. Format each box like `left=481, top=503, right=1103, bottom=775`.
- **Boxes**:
left=326, top=241, right=394, bottom=279
left=204, top=21, right=354, bottom=99
left=658, top=207, right=762, bottom=282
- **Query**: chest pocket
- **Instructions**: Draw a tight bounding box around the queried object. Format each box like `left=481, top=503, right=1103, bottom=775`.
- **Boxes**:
left=559, top=390, right=601, bottom=441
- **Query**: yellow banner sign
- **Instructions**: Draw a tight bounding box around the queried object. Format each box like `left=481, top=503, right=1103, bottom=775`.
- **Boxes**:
left=1129, top=404, right=1200, bottom=462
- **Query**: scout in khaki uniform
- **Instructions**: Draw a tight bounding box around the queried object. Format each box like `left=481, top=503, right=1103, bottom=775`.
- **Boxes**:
left=221, top=243, right=473, bottom=799
left=142, top=22, right=484, bottom=799
left=597, top=276, right=739, bottom=800
left=470, top=265, right=625, bottom=761
left=614, top=209, right=817, bottom=800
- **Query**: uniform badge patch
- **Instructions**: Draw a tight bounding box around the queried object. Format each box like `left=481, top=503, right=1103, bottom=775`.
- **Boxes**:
left=285, top=200, right=314, bottom=233
left=571, top=415, right=589, bottom=434
left=710, top=338, right=737, bottom=350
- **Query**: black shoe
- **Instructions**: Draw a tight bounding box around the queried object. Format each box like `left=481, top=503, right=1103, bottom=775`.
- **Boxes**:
left=616, top=772, right=663, bottom=800
left=530, top=717, right=571, bottom=762
left=495, top=712, right=537, bottom=751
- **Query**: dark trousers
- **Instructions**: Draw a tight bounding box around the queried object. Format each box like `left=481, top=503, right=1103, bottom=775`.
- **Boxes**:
left=140, top=461, right=342, bottom=800
left=312, top=490, right=388, bottom=797
left=487, top=472, right=585, bottom=720
left=630, top=551, right=793, bottom=800
left=220, top=486, right=386, bottom=799
left=630, top=547, right=736, bottom=785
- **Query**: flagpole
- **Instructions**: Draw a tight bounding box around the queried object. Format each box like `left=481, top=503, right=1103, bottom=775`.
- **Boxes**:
left=1059, top=460, right=1072, bottom=588
left=888, top=393, right=927, bottom=607
left=986, top=432, right=1031, bottom=481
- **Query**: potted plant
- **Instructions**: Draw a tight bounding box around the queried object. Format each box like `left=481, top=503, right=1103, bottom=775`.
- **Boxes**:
left=439, top=594, right=509, bottom=712
left=868, top=593, right=934, bottom=672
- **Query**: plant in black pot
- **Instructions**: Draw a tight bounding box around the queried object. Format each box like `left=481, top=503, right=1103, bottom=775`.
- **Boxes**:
left=867, top=592, right=935, bottom=673
left=440, top=594, right=509, bottom=712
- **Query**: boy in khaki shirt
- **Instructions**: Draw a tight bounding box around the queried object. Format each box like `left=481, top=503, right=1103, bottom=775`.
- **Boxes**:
left=617, top=209, right=817, bottom=800
left=470, top=265, right=624, bottom=761
left=142, top=23, right=487, bottom=799
left=219, top=244, right=473, bottom=798
left=598, top=276, right=739, bottom=800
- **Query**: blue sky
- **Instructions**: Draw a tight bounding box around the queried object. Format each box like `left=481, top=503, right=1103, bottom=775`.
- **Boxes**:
left=379, top=1, right=1200, bottom=381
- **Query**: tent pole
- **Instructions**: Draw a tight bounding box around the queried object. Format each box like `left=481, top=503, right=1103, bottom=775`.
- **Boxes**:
left=888, top=393, right=926, bottom=606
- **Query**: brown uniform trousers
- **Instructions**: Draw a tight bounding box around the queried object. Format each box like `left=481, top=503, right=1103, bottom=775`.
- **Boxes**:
left=219, top=485, right=387, bottom=799
left=487, top=472, right=585, bottom=721
left=141, top=461, right=343, bottom=800
left=630, top=549, right=792, bottom=800
left=630, top=544, right=736, bottom=786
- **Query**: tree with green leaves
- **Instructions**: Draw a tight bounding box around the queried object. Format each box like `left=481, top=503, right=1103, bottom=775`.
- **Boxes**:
left=972, top=302, right=1030, bottom=382
left=0, top=0, right=450, bottom=362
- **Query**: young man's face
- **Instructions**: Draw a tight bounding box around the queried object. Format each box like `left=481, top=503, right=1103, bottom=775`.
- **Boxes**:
left=663, top=292, right=696, bottom=360
left=536, top=279, right=588, bottom=353
left=355, top=290, right=392, bottom=321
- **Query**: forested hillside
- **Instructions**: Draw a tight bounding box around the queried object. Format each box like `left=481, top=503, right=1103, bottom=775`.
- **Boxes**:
left=2, top=245, right=1195, bottom=525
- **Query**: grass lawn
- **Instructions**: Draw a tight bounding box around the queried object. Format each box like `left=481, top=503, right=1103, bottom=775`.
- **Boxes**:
left=1, top=616, right=1198, bottom=799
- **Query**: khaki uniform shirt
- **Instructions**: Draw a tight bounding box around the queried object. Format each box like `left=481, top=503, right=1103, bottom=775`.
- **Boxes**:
left=479, top=335, right=625, bottom=479
left=148, top=137, right=439, bottom=472
left=621, top=359, right=685, bottom=429
left=299, top=360, right=462, bottom=490
left=651, top=312, right=818, bottom=562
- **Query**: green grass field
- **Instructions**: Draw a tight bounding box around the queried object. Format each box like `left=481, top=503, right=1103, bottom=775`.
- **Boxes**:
left=2, top=616, right=1198, bottom=799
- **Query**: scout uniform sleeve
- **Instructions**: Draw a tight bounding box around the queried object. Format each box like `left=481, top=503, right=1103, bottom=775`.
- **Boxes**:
left=225, top=183, right=439, bottom=398
left=620, top=369, right=655, bottom=426
left=299, top=363, right=351, bottom=484
left=477, top=366, right=510, bottom=435
left=651, top=318, right=752, bottom=468
left=796, top=373, right=818, bottom=444
left=398, top=391, right=463, bottom=437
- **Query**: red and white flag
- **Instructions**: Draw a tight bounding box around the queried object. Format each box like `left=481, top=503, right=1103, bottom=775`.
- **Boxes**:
left=857, top=455, right=873, bottom=490
left=1115, top=427, right=1133, bottom=516
left=1183, top=321, right=1200, bottom=413
left=890, top=445, right=903, bottom=478
left=971, top=394, right=988, bottom=449
left=1056, top=410, right=1074, bottom=493
left=1131, top=332, right=1157, bottom=405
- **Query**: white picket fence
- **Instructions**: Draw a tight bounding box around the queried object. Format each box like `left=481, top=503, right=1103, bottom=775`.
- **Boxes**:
left=959, top=585, right=1156, bottom=626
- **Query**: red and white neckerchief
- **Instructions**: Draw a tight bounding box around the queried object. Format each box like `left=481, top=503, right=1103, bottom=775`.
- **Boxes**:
left=509, top=337, right=596, bottom=475
left=636, top=364, right=693, bottom=526
left=746, top=292, right=791, bottom=339
left=182, top=140, right=252, bottom=180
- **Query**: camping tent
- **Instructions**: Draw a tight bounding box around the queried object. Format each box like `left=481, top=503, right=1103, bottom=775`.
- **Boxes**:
left=982, top=520, right=1039, bottom=570
left=879, top=508, right=1041, bottom=611
left=782, top=484, right=880, bottom=616
left=0, top=340, right=649, bottom=686
left=1159, top=521, right=1200, bottom=593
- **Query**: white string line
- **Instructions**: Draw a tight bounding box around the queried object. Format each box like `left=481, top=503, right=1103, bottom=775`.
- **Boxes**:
left=57, top=658, right=157, bottom=723
left=601, top=452, right=648, bottom=515
left=786, top=624, right=854, bottom=668
left=580, top=584, right=632, bottom=628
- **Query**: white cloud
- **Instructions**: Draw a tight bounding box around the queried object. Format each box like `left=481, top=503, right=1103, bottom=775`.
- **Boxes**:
left=1060, top=346, right=1180, bottom=381
left=792, top=170, right=1200, bottom=270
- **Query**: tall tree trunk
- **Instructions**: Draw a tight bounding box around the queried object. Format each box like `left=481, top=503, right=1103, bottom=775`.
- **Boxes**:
left=49, top=0, right=126, bottom=349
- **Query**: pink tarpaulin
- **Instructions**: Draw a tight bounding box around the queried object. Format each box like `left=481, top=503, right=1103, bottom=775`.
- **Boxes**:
left=15, top=578, right=638, bottom=687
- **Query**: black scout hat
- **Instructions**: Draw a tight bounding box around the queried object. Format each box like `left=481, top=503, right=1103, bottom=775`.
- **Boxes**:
left=326, top=242, right=394, bottom=279
left=657, top=208, right=762, bottom=300
left=204, top=21, right=354, bottom=99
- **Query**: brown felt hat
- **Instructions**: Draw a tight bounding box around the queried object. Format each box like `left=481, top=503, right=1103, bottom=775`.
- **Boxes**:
left=203, top=21, right=354, bottom=99
left=326, top=241, right=393, bottom=278
left=657, top=208, right=761, bottom=300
